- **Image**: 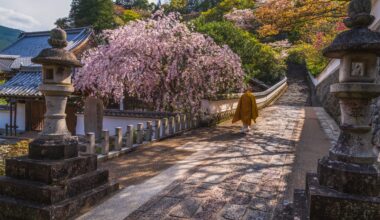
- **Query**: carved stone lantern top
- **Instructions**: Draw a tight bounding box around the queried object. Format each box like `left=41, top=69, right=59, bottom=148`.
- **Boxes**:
left=31, top=28, right=82, bottom=67
left=323, top=0, right=380, bottom=58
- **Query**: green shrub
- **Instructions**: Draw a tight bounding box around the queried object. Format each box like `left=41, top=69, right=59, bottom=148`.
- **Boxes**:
left=286, top=44, right=329, bottom=76
left=123, top=10, right=142, bottom=23
left=195, top=0, right=255, bottom=23
left=194, top=21, right=286, bottom=84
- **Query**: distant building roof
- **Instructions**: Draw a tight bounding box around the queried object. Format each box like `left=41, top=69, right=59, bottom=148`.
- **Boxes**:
left=0, top=27, right=92, bottom=57
left=0, top=27, right=92, bottom=98
left=0, top=69, right=42, bottom=98
left=0, top=56, right=16, bottom=73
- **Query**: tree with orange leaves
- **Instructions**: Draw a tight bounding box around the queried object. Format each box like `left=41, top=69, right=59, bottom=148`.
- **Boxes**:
left=255, top=0, right=349, bottom=39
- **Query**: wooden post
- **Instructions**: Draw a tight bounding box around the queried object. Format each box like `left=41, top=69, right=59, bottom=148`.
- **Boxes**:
left=101, top=129, right=109, bottom=155
left=136, top=123, right=144, bottom=144
left=126, top=125, right=133, bottom=148
left=115, top=127, right=122, bottom=151
left=86, top=132, right=96, bottom=154
left=154, top=120, right=161, bottom=140
left=146, top=121, right=153, bottom=142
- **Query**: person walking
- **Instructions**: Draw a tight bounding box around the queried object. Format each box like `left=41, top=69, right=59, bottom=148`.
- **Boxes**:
left=232, top=87, right=259, bottom=133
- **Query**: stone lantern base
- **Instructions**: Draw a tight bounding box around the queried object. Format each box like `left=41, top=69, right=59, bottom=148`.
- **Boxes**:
left=0, top=152, right=119, bottom=219
left=293, top=158, right=380, bottom=220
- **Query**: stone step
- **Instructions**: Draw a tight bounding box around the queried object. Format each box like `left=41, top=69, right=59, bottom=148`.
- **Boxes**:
left=0, top=181, right=119, bottom=220
left=293, top=189, right=309, bottom=220
left=0, top=169, right=109, bottom=205
left=305, top=173, right=380, bottom=220
left=5, top=155, right=97, bottom=184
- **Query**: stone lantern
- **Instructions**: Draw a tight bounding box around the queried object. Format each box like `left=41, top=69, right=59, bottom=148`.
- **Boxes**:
left=293, top=0, right=380, bottom=219
left=0, top=28, right=118, bottom=220
left=29, top=28, right=82, bottom=160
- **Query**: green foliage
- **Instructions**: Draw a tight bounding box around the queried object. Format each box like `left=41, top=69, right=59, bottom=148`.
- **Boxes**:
left=169, top=0, right=188, bottom=13
left=195, top=21, right=286, bottom=84
left=123, top=10, right=142, bottom=22
left=192, top=0, right=222, bottom=12
left=0, top=26, right=22, bottom=51
left=69, top=0, right=116, bottom=31
left=0, top=141, right=29, bottom=176
left=286, top=44, right=329, bottom=76
left=195, top=0, right=255, bottom=23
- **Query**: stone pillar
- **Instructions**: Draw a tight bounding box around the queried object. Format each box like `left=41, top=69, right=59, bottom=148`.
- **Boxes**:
left=115, top=127, right=122, bottom=151
left=146, top=121, right=153, bottom=142
left=101, top=129, right=109, bottom=155
left=174, top=115, right=181, bottom=133
left=86, top=132, right=96, bottom=154
left=186, top=114, right=192, bottom=129
left=154, top=119, right=161, bottom=140
left=162, top=118, right=168, bottom=138
left=181, top=114, right=186, bottom=130
left=293, top=1, right=380, bottom=219
left=136, top=123, right=144, bottom=144
left=0, top=28, right=118, bottom=219
left=84, top=97, right=104, bottom=139
left=126, top=125, right=134, bottom=148
left=168, top=116, right=174, bottom=135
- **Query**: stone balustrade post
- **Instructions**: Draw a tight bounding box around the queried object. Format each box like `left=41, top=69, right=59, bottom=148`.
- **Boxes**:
left=86, top=132, right=96, bottom=154
left=162, top=118, right=168, bottom=138
left=187, top=114, right=192, bottom=129
left=168, top=116, right=174, bottom=135
left=195, top=116, right=200, bottom=128
left=181, top=114, right=186, bottom=130
left=114, top=127, right=122, bottom=151
left=175, top=114, right=181, bottom=133
left=145, top=121, right=153, bottom=141
left=126, top=125, right=134, bottom=148
left=154, top=119, right=161, bottom=140
left=136, top=123, right=144, bottom=144
left=101, top=129, right=109, bottom=155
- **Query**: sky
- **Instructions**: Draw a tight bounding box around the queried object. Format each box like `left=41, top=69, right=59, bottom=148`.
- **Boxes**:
left=0, top=0, right=160, bottom=32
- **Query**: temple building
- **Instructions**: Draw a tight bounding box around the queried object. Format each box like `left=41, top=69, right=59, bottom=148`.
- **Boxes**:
left=0, top=27, right=93, bottom=135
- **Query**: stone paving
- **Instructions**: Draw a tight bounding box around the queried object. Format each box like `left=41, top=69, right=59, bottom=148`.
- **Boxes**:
left=123, top=69, right=312, bottom=220
left=124, top=105, right=305, bottom=220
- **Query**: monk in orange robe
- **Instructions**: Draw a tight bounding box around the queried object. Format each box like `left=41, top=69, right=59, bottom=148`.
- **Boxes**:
left=232, top=88, right=259, bottom=133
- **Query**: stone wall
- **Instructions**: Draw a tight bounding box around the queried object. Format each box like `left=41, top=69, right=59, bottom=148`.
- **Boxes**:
left=315, top=69, right=380, bottom=149
left=315, top=70, right=341, bottom=123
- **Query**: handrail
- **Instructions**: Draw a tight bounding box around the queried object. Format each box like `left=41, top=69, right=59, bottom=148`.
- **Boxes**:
left=201, top=77, right=288, bottom=124
left=209, top=77, right=288, bottom=101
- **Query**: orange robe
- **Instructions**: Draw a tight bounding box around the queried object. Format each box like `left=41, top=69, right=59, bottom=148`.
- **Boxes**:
left=232, top=92, right=259, bottom=126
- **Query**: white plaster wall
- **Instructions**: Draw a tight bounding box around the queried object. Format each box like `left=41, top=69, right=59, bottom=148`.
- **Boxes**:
left=76, top=114, right=155, bottom=136
left=0, top=110, right=8, bottom=129
left=16, top=103, right=25, bottom=131
left=201, top=99, right=239, bottom=115
left=0, top=103, right=25, bottom=131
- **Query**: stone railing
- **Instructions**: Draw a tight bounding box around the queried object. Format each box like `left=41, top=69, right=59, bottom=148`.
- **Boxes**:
left=81, top=78, right=288, bottom=161
left=201, top=77, right=288, bottom=125
left=81, top=113, right=200, bottom=161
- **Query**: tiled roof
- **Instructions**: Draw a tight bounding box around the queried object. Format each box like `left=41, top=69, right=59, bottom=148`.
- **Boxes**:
left=0, top=70, right=42, bottom=97
left=9, top=57, right=37, bottom=69
left=0, top=27, right=92, bottom=57
left=0, top=55, right=18, bottom=72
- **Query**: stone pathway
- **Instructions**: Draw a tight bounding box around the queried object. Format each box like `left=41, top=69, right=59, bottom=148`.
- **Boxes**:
left=125, top=105, right=305, bottom=220
left=79, top=65, right=335, bottom=220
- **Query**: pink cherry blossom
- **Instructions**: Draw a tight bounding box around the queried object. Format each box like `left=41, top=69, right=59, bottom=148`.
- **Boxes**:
left=74, top=11, right=244, bottom=115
